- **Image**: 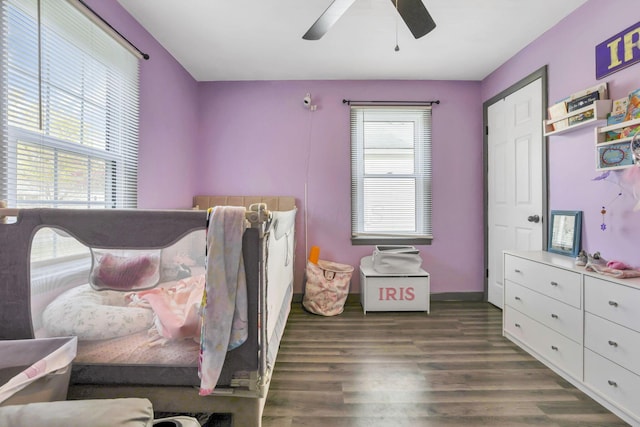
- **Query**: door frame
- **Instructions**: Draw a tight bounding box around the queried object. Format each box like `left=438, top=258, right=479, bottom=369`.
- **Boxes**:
left=482, top=65, right=549, bottom=301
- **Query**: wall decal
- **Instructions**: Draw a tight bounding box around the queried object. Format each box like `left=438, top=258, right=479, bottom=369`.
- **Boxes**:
left=596, top=21, right=640, bottom=80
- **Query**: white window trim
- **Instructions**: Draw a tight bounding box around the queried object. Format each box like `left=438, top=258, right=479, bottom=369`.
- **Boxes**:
left=1, top=0, right=140, bottom=263
left=7, top=126, right=122, bottom=208
left=350, top=106, right=433, bottom=245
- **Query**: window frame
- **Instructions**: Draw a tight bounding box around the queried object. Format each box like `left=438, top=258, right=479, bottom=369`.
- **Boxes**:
left=7, top=126, right=121, bottom=209
left=1, top=0, right=140, bottom=263
left=350, top=105, right=433, bottom=246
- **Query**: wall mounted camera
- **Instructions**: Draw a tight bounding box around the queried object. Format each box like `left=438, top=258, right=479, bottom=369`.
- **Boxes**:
left=303, top=93, right=317, bottom=111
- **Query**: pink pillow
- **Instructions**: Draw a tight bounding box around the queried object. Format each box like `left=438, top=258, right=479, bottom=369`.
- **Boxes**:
left=90, top=250, right=160, bottom=291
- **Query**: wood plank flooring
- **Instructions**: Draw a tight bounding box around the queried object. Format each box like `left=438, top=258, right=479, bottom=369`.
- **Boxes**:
left=262, top=301, right=628, bottom=427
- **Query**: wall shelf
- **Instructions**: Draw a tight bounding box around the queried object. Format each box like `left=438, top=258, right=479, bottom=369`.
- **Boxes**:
left=544, top=100, right=612, bottom=136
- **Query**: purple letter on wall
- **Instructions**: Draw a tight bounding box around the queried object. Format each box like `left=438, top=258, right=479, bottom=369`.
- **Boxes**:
left=596, top=22, right=640, bottom=80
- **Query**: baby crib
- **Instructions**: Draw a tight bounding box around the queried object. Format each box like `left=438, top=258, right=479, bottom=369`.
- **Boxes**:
left=0, top=195, right=297, bottom=426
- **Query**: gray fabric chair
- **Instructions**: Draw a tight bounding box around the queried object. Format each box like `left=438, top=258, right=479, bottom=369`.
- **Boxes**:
left=0, top=398, right=200, bottom=427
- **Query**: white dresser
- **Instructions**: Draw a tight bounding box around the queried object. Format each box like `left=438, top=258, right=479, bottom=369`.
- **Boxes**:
left=503, top=250, right=640, bottom=426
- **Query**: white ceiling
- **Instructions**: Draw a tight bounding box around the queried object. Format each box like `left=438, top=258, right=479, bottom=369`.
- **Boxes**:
left=117, top=0, right=588, bottom=82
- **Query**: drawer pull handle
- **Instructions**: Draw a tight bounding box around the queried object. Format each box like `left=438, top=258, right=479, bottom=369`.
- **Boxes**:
left=514, top=269, right=522, bottom=273
left=551, top=345, right=558, bottom=351
left=551, top=314, right=558, bottom=319
left=514, top=323, right=521, bottom=328
left=608, top=380, right=618, bottom=387
left=550, top=281, right=558, bottom=287
left=608, top=301, right=619, bottom=307
left=515, top=296, right=521, bottom=301
left=608, top=340, right=618, bottom=347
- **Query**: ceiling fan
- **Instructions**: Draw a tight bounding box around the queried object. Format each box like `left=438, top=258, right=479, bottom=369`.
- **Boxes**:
left=302, top=0, right=436, bottom=40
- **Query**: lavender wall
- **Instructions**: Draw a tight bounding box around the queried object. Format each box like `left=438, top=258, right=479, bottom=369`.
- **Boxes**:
left=84, top=0, right=200, bottom=209
left=93, top=0, right=640, bottom=297
left=196, top=81, right=483, bottom=294
left=482, top=0, right=640, bottom=268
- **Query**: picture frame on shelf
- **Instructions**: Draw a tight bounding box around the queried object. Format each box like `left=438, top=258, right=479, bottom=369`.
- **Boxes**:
left=548, top=210, right=582, bottom=258
left=596, top=141, right=635, bottom=170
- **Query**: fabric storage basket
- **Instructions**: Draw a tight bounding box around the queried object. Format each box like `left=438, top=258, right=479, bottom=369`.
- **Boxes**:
left=372, top=245, right=422, bottom=274
left=303, top=260, right=354, bottom=316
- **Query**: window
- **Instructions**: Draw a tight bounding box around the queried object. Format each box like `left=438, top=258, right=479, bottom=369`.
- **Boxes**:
left=1, top=0, right=140, bottom=262
left=350, top=106, right=432, bottom=245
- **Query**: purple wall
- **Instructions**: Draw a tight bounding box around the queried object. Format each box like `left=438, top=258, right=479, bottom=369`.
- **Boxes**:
left=84, top=0, right=200, bottom=209
left=90, top=0, right=640, bottom=296
left=196, top=81, right=483, bottom=294
left=482, top=0, right=640, bottom=268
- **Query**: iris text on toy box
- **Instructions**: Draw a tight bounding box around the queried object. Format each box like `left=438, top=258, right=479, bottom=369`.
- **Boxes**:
left=378, top=287, right=415, bottom=301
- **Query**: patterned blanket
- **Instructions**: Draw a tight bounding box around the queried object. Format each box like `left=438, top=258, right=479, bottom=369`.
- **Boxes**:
left=199, top=206, right=248, bottom=395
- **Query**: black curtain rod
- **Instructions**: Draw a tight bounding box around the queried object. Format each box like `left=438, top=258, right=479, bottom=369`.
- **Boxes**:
left=343, top=99, right=440, bottom=106
left=77, top=0, right=149, bottom=60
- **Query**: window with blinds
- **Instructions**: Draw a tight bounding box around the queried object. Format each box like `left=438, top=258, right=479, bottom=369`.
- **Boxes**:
left=1, top=0, right=140, bottom=261
left=350, top=106, right=432, bottom=244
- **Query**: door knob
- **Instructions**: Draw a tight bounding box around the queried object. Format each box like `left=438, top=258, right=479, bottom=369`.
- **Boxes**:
left=527, top=215, right=540, bottom=223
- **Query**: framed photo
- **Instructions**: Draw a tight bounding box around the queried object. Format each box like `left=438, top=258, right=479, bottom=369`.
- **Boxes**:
left=596, top=141, right=635, bottom=170
left=548, top=210, right=582, bottom=257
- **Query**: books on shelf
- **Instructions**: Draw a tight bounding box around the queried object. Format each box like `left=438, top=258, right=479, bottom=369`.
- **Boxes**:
left=612, top=97, right=628, bottom=115
left=605, top=97, right=628, bottom=141
left=567, top=91, right=599, bottom=112
left=564, top=85, right=602, bottom=127
left=622, top=88, right=640, bottom=139
left=547, top=100, right=568, bottom=131
left=625, top=88, right=640, bottom=120
left=568, top=109, right=595, bottom=126
left=570, top=83, right=608, bottom=102
left=546, top=83, right=609, bottom=133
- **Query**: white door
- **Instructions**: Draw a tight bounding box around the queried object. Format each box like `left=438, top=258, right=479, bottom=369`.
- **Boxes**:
left=487, top=78, right=544, bottom=308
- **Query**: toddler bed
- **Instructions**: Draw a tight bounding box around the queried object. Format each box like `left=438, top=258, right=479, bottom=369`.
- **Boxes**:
left=0, top=196, right=296, bottom=426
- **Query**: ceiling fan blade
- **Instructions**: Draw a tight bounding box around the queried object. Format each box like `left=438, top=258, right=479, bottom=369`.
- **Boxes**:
left=392, top=0, right=436, bottom=39
left=303, top=0, right=357, bottom=40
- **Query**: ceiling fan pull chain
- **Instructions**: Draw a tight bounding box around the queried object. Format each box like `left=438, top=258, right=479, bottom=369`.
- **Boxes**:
left=394, top=0, right=400, bottom=51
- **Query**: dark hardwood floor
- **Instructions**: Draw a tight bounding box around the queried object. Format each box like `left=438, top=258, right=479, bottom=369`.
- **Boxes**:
left=262, top=301, right=628, bottom=427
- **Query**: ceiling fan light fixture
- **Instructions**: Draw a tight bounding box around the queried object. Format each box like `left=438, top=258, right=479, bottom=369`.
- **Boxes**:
left=302, top=0, right=436, bottom=41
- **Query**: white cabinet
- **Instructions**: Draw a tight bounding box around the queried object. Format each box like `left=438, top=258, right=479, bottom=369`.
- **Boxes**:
left=503, top=251, right=583, bottom=382
left=505, top=281, right=582, bottom=344
left=584, top=275, right=640, bottom=423
left=504, top=306, right=583, bottom=379
left=503, top=250, right=640, bottom=426
left=504, top=254, right=581, bottom=308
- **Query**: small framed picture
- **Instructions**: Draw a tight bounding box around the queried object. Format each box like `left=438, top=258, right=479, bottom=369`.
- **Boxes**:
left=596, top=141, right=635, bottom=170
left=548, top=210, right=582, bottom=257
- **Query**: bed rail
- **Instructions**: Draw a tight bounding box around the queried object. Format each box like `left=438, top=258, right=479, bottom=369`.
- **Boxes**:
left=0, top=205, right=272, bottom=340
left=0, top=205, right=271, bottom=228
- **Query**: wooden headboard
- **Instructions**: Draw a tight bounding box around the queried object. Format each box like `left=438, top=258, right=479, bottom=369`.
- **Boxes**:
left=193, top=195, right=296, bottom=212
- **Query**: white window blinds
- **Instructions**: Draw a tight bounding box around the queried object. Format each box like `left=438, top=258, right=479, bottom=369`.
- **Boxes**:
left=350, top=106, right=433, bottom=242
left=1, top=0, right=140, bottom=262
left=1, top=0, right=140, bottom=211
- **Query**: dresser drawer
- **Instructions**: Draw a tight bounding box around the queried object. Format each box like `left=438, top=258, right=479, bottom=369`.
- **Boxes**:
left=504, top=307, right=582, bottom=380
left=505, top=281, right=582, bottom=343
left=585, top=349, right=640, bottom=422
left=504, top=254, right=581, bottom=308
left=584, top=276, right=640, bottom=333
left=585, top=312, right=640, bottom=376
